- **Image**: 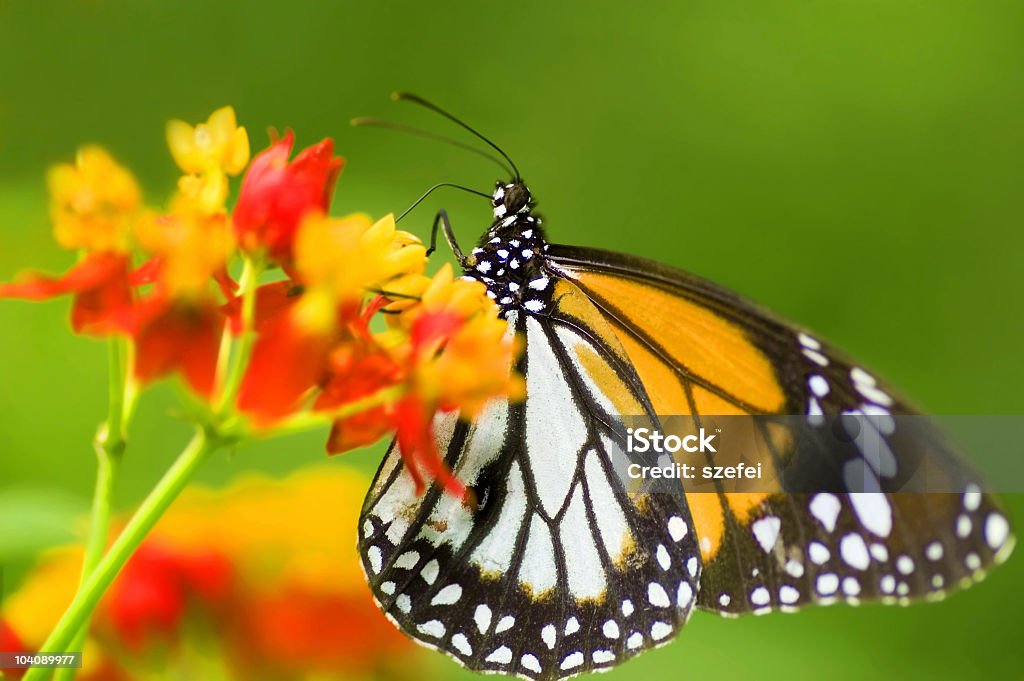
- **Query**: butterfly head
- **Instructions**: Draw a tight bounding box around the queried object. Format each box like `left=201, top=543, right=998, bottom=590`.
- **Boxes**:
left=491, top=180, right=533, bottom=221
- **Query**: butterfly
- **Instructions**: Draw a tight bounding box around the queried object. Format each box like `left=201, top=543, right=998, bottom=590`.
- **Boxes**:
left=355, top=95, right=1015, bottom=680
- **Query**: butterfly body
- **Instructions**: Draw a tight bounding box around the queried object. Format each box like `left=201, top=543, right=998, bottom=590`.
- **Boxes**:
left=467, top=182, right=552, bottom=318
left=359, top=177, right=1014, bottom=680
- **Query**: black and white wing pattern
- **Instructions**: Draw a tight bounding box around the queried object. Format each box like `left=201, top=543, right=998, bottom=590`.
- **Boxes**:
left=358, top=292, right=702, bottom=680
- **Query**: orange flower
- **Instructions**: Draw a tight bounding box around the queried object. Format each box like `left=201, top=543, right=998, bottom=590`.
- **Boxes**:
left=1, top=467, right=425, bottom=681
left=232, top=132, right=344, bottom=265
left=237, top=213, right=426, bottom=424
left=0, top=253, right=133, bottom=336
left=324, top=265, right=524, bottom=498
left=0, top=147, right=141, bottom=335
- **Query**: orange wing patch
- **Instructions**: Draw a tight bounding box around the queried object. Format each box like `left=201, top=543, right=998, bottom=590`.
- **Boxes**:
left=562, top=271, right=792, bottom=563
left=570, top=272, right=786, bottom=414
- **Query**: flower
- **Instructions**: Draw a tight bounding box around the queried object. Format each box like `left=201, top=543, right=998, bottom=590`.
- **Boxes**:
left=0, top=147, right=141, bottom=335
left=324, top=265, right=523, bottom=498
left=47, top=146, right=141, bottom=253
left=0, top=620, right=27, bottom=680
left=232, top=132, right=344, bottom=265
left=166, top=106, right=250, bottom=215
left=1, top=467, right=423, bottom=681
left=236, top=212, right=426, bottom=424
left=166, top=106, right=250, bottom=177
left=100, top=543, right=234, bottom=651
left=0, top=253, right=133, bottom=335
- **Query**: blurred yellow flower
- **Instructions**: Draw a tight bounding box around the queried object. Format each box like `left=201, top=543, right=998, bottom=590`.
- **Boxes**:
left=47, top=146, right=141, bottom=252
left=166, top=106, right=250, bottom=177
left=134, top=208, right=235, bottom=300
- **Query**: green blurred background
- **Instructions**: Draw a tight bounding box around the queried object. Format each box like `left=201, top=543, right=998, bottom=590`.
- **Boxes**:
left=1, top=1, right=1022, bottom=679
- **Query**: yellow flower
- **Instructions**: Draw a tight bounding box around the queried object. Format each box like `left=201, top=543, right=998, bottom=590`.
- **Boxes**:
left=292, top=212, right=427, bottom=333
left=134, top=207, right=235, bottom=299
left=47, top=146, right=141, bottom=252
left=175, top=171, right=230, bottom=215
left=166, top=106, right=250, bottom=176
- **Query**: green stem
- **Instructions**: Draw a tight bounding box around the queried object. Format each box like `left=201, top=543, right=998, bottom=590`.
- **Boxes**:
left=215, top=256, right=262, bottom=416
left=22, top=428, right=219, bottom=681
left=52, top=340, right=130, bottom=681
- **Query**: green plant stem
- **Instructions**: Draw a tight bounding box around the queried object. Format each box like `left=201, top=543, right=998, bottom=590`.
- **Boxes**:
left=52, top=340, right=130, bottom=681
left=23, top=428, right=219, bottom=681
left=215, top=256, right=262, bottom=416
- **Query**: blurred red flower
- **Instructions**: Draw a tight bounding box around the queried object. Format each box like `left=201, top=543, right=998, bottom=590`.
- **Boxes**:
left=232, top=132, right=344, bottom=266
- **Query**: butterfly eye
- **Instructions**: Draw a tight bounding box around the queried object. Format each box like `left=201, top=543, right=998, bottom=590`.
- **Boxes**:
left=504, top=184, right=530, bottom=214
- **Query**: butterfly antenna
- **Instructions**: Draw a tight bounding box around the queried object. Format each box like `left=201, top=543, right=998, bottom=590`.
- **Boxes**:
left=396, top=182, right=491, bottom=223
left=392, top=92, right=521, bottom=181
left=351, top=117, right=514, bottom=178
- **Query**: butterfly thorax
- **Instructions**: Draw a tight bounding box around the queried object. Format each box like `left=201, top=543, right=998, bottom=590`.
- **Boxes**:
left=465, top=180, right=553, bottom=318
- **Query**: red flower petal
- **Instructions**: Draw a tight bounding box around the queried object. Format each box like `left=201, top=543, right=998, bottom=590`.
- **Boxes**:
left=175, top=549, right=235, bottom=606
left=128, top=255, right=163, bottom=287
left=235, top=588, right=410, bottom=676
left=325, top=406, right=394, bottom=455
left=223, top=281, right=300, bottom=335
left=394, top=397, right=466, bottom=499
left=132, top=298, right=224, bottom=397
left=410, top=310, right=463, bottom=356
left=232, top=132, right=344, bottom=265
left=102, top=544, right=187, bottom=651
left=0, top=253, right=133, bottom=336
left=237, top=314, right=332, bottom=425
left=0, top=620, right=27, bottom=679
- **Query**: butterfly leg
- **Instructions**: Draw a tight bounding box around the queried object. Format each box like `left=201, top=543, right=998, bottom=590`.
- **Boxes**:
left=428, top=209, right=475, bottom=267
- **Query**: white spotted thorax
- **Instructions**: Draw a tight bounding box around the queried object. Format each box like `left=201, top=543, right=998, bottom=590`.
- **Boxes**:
left=465, top=181, right=552, bottom=318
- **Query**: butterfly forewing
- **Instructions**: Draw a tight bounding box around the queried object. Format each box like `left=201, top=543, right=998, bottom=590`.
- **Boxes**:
left=359, top=294, right=702, bottom=680
left=548, top=244, right=1015, bottom=615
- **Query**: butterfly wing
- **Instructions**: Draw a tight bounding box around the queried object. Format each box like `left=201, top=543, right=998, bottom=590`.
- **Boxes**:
left=547, top=244, right=1015, bottom=615
left=359, top=285, right=702, bottom=680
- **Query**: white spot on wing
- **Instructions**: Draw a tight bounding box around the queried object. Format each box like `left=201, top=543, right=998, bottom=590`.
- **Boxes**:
left=839, top=533, right=870, bottom=570
left=486, top=646, right=513, bottom=665
left=986, top=513, right=1010, bottom=550
left=668, top=516, right=687, bottom=542
left=648, top=582, right=671, bottom=608
left=560, top=652, right=584, bottom=670
left=475, top=604, right=492, bottom=633
left=367, top=546, right=383, bottom=574
left=809, top=493, right=841, bottom=532
left=431, top=584, right=462, bottom=605
left=418, top=620, right=445, bottom=638
left=451, top=633, right=472, bottom=656
left=849, top=492, right=893, bottom=538
left=541, top=624, right=556, bottom=649
left=521, top=654, right=541, bottom=674
left=752, top=516, right=782, bottom=553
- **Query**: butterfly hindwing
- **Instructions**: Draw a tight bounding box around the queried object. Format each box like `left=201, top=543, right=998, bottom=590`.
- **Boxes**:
left=359, top=287, right=702, bottom=681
